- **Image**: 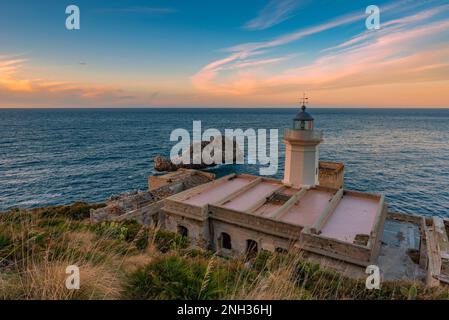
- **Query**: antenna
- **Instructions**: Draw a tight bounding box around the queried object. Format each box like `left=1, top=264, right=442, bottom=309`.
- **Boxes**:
left=300, top=93, right=309, bottom=109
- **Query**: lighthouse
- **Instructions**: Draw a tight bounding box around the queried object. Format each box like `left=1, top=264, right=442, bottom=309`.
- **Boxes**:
left=283, top=96, right=322, bottom=188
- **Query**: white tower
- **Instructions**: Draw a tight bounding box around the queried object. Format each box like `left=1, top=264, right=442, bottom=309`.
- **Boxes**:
left=283, top=97, right=322, bottom=188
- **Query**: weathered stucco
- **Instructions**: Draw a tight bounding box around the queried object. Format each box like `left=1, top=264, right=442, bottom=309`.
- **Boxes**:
left=161, top=173, right=387, bottom=266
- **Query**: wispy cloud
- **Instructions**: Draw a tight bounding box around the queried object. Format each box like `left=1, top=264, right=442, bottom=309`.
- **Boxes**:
left=0, top=56, right=145, bottom=107
left=244, top=0, right=303, bottom=30
left=191, top=2, right=449, bottom=107
left=192, top=9, right=365, bottom=93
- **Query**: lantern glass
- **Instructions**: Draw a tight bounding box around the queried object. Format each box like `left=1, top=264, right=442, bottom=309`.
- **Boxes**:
left=294, top=119, right=312, bottom=130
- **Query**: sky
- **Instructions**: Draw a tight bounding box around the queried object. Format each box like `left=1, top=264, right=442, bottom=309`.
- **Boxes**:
left=0, top=0, right=449, bottom=108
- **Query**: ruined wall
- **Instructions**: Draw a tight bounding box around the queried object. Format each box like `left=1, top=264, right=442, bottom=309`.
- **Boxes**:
left=211, top=219, right=296, bottom=257
left=164, top=210, right=210, bottom=248
left=90, top=169, right=214, bottom=224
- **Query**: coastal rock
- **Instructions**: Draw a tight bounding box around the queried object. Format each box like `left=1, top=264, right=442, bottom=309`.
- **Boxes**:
left=154, top=137, right=240, bottom=172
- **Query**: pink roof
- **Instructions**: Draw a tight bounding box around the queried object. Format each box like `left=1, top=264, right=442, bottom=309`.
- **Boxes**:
left=253, top=202, right=283, bottom=217
left=279, top=189, right=334, bottom=226
left=320, top=195, right=379, bottom=243
left=222, top=182, right=280, bottom=212
left=184, top=177, right=253, bottom=206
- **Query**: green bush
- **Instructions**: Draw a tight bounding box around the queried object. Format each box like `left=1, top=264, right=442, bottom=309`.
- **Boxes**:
left=252, top=249, right=272, bottom=272
left=153, top=230, right=189, bottom=253
left=0, top=234, right=11, bottom=251
left=40, top=202, right=105, bottom=220
left=183, top=248, right=214, bottom=259
left=133, top=228, right=150, bottom=251
left=125, top=252, right=256, bottom=300
left=94, top=221, right=129, bottom=241
left=0, top=210, right=33, bottom=223
left=94, top=221, right=143, bottom=242
left=37, top=218, right=67, bottom=229
left=126, top=254, right=223, bottom=300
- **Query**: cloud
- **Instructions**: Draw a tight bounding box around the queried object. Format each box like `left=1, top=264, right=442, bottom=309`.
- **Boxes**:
left=192, top=9, right=366, bottom=93
left=244, top=0, right=302, bottom=30
left=0, top=58, right=33, bottom=92
left=191, top=2, right=449, bottom=106
left=0, top=56, right=146, bottom=107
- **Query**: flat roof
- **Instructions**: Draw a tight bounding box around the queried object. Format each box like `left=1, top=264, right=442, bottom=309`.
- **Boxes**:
left=320, top=194, right=379, bottom=243
left=172, top=174, right=383, bottom=246
left=278, top=189, right=335, bottom=227
left=222, top=181, right=280, bottom=212
left=184, top=176, right=254, bottom=206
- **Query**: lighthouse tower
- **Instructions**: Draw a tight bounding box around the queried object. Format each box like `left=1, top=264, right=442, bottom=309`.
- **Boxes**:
left=283, top=96, right=323, bottom=188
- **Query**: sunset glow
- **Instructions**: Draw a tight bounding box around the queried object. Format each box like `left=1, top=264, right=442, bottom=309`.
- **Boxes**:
left=1, top=0, right=449, bottom=108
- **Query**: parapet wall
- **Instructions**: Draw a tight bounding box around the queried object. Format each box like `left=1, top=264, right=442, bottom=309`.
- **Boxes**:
left=318, top=161, right=344, bottom=189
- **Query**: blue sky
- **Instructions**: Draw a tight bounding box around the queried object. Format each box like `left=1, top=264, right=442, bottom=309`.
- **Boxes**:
left=1, top=0, right=449, bottom=107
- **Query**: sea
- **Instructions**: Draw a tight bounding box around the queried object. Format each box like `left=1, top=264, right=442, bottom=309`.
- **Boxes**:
left=1, top=108, right=448, bottom=217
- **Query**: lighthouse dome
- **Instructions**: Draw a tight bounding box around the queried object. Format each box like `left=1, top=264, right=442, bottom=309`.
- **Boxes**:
left=293, top=104, right=314, bottom=130
left=293, top=105, right=314, bottom=121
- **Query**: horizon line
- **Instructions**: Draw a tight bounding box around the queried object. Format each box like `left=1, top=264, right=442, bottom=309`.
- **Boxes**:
left=2, top=106, right=449, bottom=110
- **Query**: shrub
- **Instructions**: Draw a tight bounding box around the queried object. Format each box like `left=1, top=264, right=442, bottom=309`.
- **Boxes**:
left=40, top=202, right=105, bottom=220
left=0, top=234, right=11, bottom=251
left=93, top=221, right=143, bottom=243
left=252, top=249, right=272, bottom=272
left=153, top=230, right=189, bottom=253
left=183, top=248, right=214, bottom=259
left=94, top=222, right=129, bottom=241
left=37, top=218, right=67, bottom=229
left=125, top=253, right=243, bottom=300
left=126, top=254, right=207, bottom=299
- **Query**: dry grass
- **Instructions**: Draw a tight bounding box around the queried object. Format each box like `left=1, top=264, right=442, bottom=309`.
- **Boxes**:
left=121, top=254, right=154, bottom=273
left=1, top=203, right=449, bottom=300
left=0, top=206, right=136, bottom=300
left=236, top=268, right=300, bottom=300
left=0, top=261, right=121, bottom=300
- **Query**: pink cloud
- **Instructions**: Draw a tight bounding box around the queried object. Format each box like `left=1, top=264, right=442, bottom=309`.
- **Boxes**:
left=0, top=56, right=144, bottom=107
left=190, top=3, right=449, bottom=106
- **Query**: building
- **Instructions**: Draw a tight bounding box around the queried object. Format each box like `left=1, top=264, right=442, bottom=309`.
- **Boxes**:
left=91, top=102, right=449, bottom=286
left=161, top=103, right=387, bottom=267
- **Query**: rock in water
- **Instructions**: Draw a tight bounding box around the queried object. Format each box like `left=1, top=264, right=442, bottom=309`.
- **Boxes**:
left=154, top=137, right=241, bottom=172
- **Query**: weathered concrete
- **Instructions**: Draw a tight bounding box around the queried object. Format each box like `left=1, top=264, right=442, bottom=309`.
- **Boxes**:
left=162, top=173, right=388, bottom=267
left=90, top=169, right=215, bottom=224
left=378, top=219, right=425, bottom=281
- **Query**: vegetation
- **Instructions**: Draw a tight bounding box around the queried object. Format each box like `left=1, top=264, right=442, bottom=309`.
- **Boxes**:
left=0, top=202, right=448, bottom=300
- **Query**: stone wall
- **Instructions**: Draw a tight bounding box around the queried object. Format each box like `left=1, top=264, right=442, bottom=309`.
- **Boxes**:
left=90, top=169, right=215, bottom=224
left=164, top=210, right=210, bottom=248
left=318, top=161, right=344, bottom=189
left=211, top=219, right=296, bottom=257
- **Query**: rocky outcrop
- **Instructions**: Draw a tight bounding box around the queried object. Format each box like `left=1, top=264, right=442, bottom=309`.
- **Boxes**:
left=154, top=137, right=240, bottom=172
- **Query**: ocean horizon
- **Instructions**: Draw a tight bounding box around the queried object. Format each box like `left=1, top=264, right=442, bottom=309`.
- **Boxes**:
left=1, top=107, right=449, bottom=216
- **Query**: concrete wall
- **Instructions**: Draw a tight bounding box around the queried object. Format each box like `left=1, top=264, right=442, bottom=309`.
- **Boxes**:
left=164, top=210, right=210, bottom=248
left=211, top=219, right=296, bottom=257
left=318, top=163, right=344, bottom=189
